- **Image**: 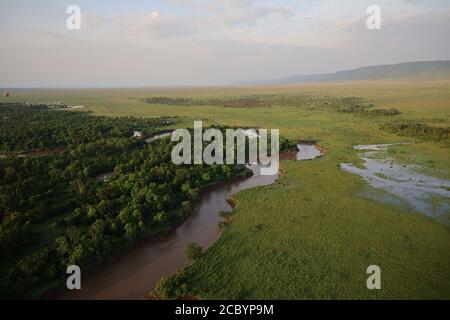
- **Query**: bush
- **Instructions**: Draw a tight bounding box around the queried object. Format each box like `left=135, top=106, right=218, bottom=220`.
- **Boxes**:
left=185, top=242, right=203, bottom=263
left=381, top=122, right=450, bottom=142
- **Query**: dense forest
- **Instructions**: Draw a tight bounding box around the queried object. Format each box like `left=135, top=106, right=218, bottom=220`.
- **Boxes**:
left=0, top=103, right=295, bottom=298
left=0, top=103, right=175, bottom=151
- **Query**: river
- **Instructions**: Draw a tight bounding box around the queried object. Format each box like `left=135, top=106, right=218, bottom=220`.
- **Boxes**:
left=49, top=140, right=322, bottom=300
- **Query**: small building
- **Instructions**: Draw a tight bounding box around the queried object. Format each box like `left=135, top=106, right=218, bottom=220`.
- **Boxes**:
left=133, top=131, right=143, bottom=138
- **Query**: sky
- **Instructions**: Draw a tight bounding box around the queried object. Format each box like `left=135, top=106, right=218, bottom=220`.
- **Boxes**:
left=0, top=0, right=449, bottom=87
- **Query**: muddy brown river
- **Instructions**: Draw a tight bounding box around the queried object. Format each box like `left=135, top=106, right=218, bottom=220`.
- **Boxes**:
left=50, top=142, right=322, bottom=300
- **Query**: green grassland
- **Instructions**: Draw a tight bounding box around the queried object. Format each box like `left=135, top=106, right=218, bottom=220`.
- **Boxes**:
left=155, top=158, right=449, bottom=299
left=2, top=79, right=450, bottom=299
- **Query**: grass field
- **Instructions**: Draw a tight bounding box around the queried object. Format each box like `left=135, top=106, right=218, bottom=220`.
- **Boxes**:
left=3, top=79, right=450, bottom=299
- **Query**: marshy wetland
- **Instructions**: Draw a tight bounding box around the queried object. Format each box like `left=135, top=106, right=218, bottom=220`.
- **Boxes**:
left=341, top=144, right=450, bottom=223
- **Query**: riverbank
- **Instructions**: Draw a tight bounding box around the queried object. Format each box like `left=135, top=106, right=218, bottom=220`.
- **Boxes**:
left=43, top=168, right=251, bottom=299
left=48, top=142, right=319, bottom=299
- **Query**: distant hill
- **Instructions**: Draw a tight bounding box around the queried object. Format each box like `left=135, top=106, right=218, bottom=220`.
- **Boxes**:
left=241, top=61, right=450, bottom=85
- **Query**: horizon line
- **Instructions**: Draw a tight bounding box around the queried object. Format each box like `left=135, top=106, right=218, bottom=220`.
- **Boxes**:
left=2, top=59, right=450, bottom=90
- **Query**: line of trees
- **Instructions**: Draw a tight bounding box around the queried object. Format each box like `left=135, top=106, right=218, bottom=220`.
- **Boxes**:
left=381, top=122, right=450, bottom=142
left=0, top=103, right=175, bottom=151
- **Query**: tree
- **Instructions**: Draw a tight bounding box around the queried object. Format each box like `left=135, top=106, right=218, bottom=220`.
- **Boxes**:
left=185, top=242, right=203, bottom=263
left=89, top=219, right=106, bottom=240
left=55, top=236, right=70, bottom=261
left=124, top=222, right=138, bottom=239
left=65, top=227, right=81, bottom=246
left=4, top=167, right=17, bottom=182
left=181, top=201, right=192, bottom=215
left=186, top=188, right=199, bottom=201
left=153, top=211, right=168, bottom=226
left=202, top=173, right=210, bottom=182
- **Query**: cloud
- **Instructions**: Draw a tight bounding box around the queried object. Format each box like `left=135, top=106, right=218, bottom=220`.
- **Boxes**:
left=168, top=0, right=193, bottom=5
left=117, top=10, right=200, bottom=38
left=212, top=4, right=295, bottom=26
left=114, top=1, right=296, bottom=39
left=0, top=0, right=449, bottom=86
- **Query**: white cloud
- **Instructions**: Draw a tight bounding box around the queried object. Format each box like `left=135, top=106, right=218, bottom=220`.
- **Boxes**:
left=0, top=0, right=449, bottom=86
